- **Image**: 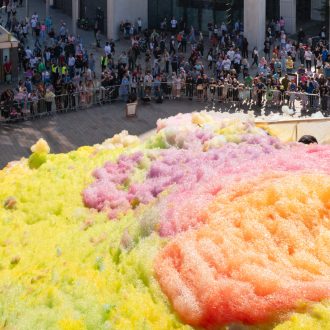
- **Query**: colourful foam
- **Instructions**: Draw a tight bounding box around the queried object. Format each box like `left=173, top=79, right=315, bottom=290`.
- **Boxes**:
left=155, top=173, right=330, bottom=327
left=2, top=112, right=330, bottom=329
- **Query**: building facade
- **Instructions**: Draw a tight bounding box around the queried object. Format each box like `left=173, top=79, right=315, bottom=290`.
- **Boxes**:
left=148, top=0, right=244, bottom=32
left=53, top=0, right=148, bottom=39
left=54, top=0, right=323, bottom=47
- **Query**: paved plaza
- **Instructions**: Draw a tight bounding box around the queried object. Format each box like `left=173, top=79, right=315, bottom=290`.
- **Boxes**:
left=0, top=99, right=219, bottom=168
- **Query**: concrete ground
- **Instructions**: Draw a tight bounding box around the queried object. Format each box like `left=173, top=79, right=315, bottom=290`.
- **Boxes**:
left=0, top=99, right=216, bottom=168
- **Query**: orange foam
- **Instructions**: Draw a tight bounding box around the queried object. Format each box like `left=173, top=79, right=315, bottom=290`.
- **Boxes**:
left=155, top=173, right=330, bottom=327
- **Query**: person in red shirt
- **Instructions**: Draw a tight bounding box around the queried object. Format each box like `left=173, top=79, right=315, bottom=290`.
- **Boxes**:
left=3, top=56, right=12, bottom=84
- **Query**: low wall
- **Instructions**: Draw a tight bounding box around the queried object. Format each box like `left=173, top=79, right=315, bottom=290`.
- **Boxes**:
left=256, top=118, right=330, bottom=144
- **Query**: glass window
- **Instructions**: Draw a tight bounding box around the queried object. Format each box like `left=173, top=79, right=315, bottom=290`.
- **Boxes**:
left=148, top=0, right=244, bottom=32
left=186, top=6, right=199, bottom=30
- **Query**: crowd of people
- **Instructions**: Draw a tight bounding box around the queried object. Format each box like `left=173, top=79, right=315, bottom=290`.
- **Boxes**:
left=110, top=18, right=330, bottom=111
left=0, top=1, right=330, bottom=121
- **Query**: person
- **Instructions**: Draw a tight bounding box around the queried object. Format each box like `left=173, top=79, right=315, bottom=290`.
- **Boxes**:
left=44, top=88, right=55, bottom=113
left=94, top=20, right=99, bottom=38
left=322, top=47, right=328, bottom=65
left=137, top=17, right=142, bottom=33
left=242, top=37, right=248, bottom=59
left=88, top=53, right=96, bottom=77
left=255, top=78, right=264, bottom=107
left=286, top=56, right=294, bottom=74
left=68, top=54, right=76, bottom=78
left=3, top=56, right=12, bottom=84
left=298, top=135, right=318, bottom=144
left=185, top=72, right=194, bottom=100
left=233, top=49, right=241, bottom=74
left=296, top=43, right=305, bottom=66
left=264, top=38, right=271, bottom=60
left=279, top=16, right=285, bottom=31
left=170, top=17, right=177, bottom=33
left=251, top=47, right=259, bottom=67
left=96, top=30, right=101, bottom=48
left=297, top=28, right=305, bottom=44
left=104, top=42, right=111, bottom=57
left=207, top=50, right=213, bottom=70
left=320, top=26, right=326, bottom=41
left=207, top=22, right=213, bottom=40
left=119, top=75, right=130, bottom=102
left=45, top=16, right=52, bottom=33
left=304, top=47, right=313, bottom=71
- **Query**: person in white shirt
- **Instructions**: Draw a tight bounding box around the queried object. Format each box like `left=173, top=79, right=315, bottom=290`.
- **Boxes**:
left=233, top=51, right=242, bottom=73
left=171, top=17, right=177, bottom=32
left=213, top=25, right=218, bottom=36
left=227, top=48, right=235, bottom=63
left=104, top=42, right=111, bottom=56
left=29, top=56, right=37, bottom=68
left=31, top=12, right=39, bottom=21
left=25, top=46, right=33, bottom=59
left=222, top=55, right=231, bottom=72
left=285, top=42, right=292, bottom=53
left=137, top=17, right=142, bottom=33
left=220, top=22, right=227, bottom=35
left=30, top=18, right=37, bottom=36
left=68, top=55, right=76, bottom=78
left=304, top=48, right=313, bottom=71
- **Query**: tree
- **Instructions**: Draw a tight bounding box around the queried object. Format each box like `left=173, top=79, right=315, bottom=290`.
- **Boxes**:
left=226, top=0, right=233, bottom=26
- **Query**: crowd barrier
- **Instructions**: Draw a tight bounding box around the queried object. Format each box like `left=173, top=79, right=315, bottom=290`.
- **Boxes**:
left=0, top=82, right=328, bottom=123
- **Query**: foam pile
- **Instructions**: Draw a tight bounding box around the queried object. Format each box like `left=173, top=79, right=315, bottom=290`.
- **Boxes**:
left=156, top=173, right=330, bottom=327
left=1, top=111, right=330, bottom=329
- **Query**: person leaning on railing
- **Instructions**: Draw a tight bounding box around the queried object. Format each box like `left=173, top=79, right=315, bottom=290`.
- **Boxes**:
left=44, top=88, right=55, bottom=114
left=185, top=73, right=194, bottom=100
left=196, top=75, right=203, bottom=101
left=67, top=82, right=76, bottom=110
left=209, top=78, right=217, bottom=102
left=202, top=74, right=209, bottom=101
left=54, top=78, right=63, bottom=111
left=320, top=82, right=329, bottom=112
left=255, top=78, right=265, bottom=107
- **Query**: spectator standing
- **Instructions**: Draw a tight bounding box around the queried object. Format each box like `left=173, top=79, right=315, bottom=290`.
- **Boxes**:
left=242, top=37, right=248, bottom=59
left=264, top=38, right=271, bottom=60
left=298, top=43, right=305, bottom=65
left=170, top=17, right=177, bottom=34
left=44, top=88, right=55, bottom=113
left=3, top=56, right=12, bottom=84
left=104, top=42, right=111, bottom=57
left=137, top=17, right=142, bottom=33
left=304, top=48, right=313, bottom=71
left=297, top=28, right=305, bottom=44
left=251, top=47, right=259, bottom=67
left=279, top=16, right=285, bottom=31
left=68, top=54, right=76, bottom=78
left=45, top=16, right=52, bottom=32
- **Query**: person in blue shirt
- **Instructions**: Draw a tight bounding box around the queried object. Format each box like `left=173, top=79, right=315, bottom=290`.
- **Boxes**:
left=324, top=63, right=330, bottom=78
left=306, top=80, right=314, bottom=94
left=45, top=16, right=52, bottom=33
left=119, top=75, right=130, bottom=102
left=322, top=47, right=329, bottom=64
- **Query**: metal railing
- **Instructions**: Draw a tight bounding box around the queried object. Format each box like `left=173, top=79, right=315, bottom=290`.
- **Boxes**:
left=0, top=83, right=328, bottom=123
